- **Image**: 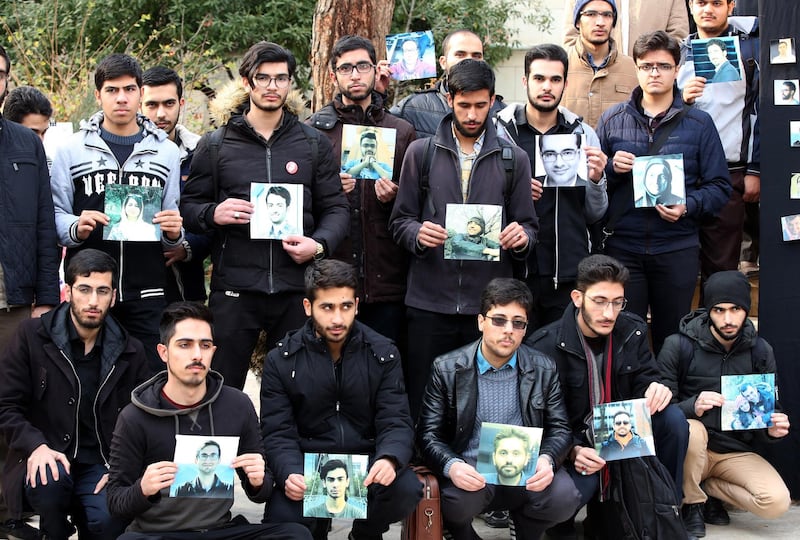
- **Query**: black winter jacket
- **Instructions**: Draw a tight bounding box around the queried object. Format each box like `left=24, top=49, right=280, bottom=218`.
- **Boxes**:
left=260, top=320, right=414, bottom=487
left=0, top=302, right=148, bottom=518
left=417, top=340, right=572, bottom=475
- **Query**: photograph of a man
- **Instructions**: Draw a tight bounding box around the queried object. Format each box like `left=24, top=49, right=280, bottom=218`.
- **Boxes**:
left=597, top=409, right=654, bottom=461
left=633, top=155, right=685, bottom=208
left=698, top=37, right=741, bottom=83
left=388, top=32, right=437, bottom=81
left=775, top=80, right=799, bottom=106
left=304, top=457, right=367, bottom=519
left=341, top=126, right=395, bottom=180
left=445, top=204, right=502, bottom=261
left=771, top=38, right=796, bottom=64
left=781, top=214, right=800, bottom=241
left=478, top=426, right=542, bottom=487
left=535, top=134, right=587, bottom=187
left=250, top=183, right=302, bottom=240
left=173, top=439, right=234, bottom=498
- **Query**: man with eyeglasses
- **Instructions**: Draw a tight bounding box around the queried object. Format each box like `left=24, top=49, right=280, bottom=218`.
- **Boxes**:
left=562, top=0, right=639, bottom=128
left=0, top=249, right=150, bottom=539
left=539, top=135, right=585, bottom=188
left=173, top=441, right=233, bottom=498
left=181, top=41, right=349, bottom=391
left=527, top=254, right=689, bottom=538
left=417, top=277, right=580, bottom=539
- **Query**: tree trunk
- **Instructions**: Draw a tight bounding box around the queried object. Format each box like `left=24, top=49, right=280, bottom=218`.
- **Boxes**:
left=310, top=0, right=395, bottom=112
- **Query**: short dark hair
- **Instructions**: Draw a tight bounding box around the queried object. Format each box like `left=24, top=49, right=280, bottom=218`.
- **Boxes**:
left=575, top=255, right=630, bottom=291
left=442, top=29, right=481, bottom=57
left=3, top=86, right=53, bottom=123
left=784, top=81, right=797, bottom=93
left=159, top=301, right=214, bottom=345
left=196, top=440, right=221, bottom=458
left=493, top=427, right=531, bottom=451
left=330, top=35, right=376, bottom=71
left=613, top=410, right=631, bottom=422
left=142, top=66, right=183, bottom=99
left=239, top=41, right=297, bottom=84
left=360, top=130, right=377, bottom=144
left=320, top=458, right=349, bottom=480
left=479, top=278, right=533, bottom=315
left=524, top=44, right=569, bottom=79
left=632, top=30, right=681, bottom=67
left=94, top=54, right=143, bottom=90
left=706, top=38, right=727, bottom=54
left=447, top=58, right=495, bottom=98
left=304, top=260, right=358, bottom=302
left=266, top=185, right=291, bottom=206
left=0, top=44, right=11, bottom=75
left=65, top=249, right=118, bottom=288
left=538, top=133, right=582, bottom=152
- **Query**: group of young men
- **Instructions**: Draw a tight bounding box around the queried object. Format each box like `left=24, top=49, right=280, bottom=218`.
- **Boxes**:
left=0, top=0, right=790, bottom=538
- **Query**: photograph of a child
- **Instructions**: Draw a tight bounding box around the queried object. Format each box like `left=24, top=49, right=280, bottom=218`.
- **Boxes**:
left=781, top=214, right=800, bottom=241
left=721, top=374, right=776, bottom=431
left=386, top=31, right=437, bottom=81
left=770, top=38, right=796, bottom=64
left=341, top=125, right=396, bottom=180
left=103, top=184, right=162, bottom=241
left=691, top=36, right=743, bottom=83
left=475, top=423, right=542, bottom=487
left=593, top=398, right=655, bottom=462
left=774, top=79, right=799, bottom=106
left=169, top=435, right=239, bottom=499
left=303, top=453, right=369, bottom=519
left=444, top=204, right=502, bottom=261
left=250, top=183, right=303, bottom=240
left=632, top=154, right=686, bottom=208
left=533, top=134, right=588, bottom=187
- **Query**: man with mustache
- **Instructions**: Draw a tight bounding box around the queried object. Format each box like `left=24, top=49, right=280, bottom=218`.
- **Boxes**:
left=658, top=270, right=791, bottom=537
left=0, top=249, right=150, bottom=539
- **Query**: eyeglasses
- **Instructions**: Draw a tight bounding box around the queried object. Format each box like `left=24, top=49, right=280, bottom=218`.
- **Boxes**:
left=637, top=63, right=676, bottom=74
left=580, top=10, right=615, bottom=19
left=198, top=452, right=219, bottom=460
left=614, top=420, right=631, bottom=426
left=485, top=314, right=528, bottom=331
left=334, top=62, right=375, bottom=76
left=541, top=149, right=578, bottom=163
left=253, top=74, right=291, bottom=88
left=585, top=294, right=627, bottom=311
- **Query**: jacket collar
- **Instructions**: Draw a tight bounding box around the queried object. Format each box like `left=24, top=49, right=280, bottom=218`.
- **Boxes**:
left=575, top=36, right=620, bottom=67
left=496, top=103, right=586, bottom=134
left=433, top=111, right=503, bottom=155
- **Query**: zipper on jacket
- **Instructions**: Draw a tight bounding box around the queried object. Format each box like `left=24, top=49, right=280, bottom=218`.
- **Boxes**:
left=333, top=359, right=346, bottom=447
left=553, top=188, right=560, bottom=290
left=59, top=350, right=82, bottom=460
left=93, top=364, right=117, bottom=466
left=266, top=145, right=275, bottom=294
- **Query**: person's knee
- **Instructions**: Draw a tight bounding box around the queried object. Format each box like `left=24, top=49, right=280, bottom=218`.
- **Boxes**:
left=753, top=484, right=791, bottom=519
left=25, top=462, right=73, bottom=507
left=369, top=467, right=422, bottom=521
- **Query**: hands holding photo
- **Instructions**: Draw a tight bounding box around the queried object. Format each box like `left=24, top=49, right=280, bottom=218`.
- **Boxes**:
left=525, top=456, right=555, bottom=492
left=585, top=146, right=608, bottom=183
left=448, top=461, right=486, bottom=492
left=284, top=472, right=307, bottom=501
left=232, top=452, right=265, bottom=489
left=571, top=445, right=606, bottom=476
left=694, top=390, right=725, bottom=417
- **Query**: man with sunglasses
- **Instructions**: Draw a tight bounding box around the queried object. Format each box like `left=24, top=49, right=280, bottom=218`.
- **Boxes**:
left=598, top=410, right=652, bottom=460
left=417, top=277, right=580, bottom=540
left=527, top=254, right=688, bottom=538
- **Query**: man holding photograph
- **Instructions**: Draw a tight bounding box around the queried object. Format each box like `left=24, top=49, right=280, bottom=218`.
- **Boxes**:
left=657, top=270, right=791, bottom=537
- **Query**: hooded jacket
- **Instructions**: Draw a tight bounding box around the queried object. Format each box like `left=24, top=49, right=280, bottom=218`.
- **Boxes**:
left=107, top=371, right=271, bottom=532
left=657, top=309, right=778, bottom=454
left=180, top=83, right=349, bottom=296
left=0, top=302, right=148, bottom=518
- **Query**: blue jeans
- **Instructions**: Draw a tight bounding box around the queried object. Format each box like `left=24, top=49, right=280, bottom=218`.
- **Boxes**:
left=25, top=461, right=128, bottom=540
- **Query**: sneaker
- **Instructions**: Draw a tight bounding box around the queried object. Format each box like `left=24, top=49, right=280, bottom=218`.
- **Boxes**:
left=0, top=519, right=41, bottom=540
left=483, top=509, right=509, bottom=528
left=681, top=503, right=706, bottom=538
left=702, top=496, right=730, bottom=526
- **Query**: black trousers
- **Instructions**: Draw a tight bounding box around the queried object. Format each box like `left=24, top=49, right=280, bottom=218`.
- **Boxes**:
left=118, top=521, right=311, bottom=540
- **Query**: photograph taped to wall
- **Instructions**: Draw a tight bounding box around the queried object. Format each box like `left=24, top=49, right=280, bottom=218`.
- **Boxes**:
left=103, top=184, right=162, bottom=241
left=250, top=183, right=303, bottom=240
left=386, top=30, right=437, bottom=81
left=720, top=373, right=776, bottom=431
left=169, top=434, right=239, bottom=499
left=303, top=453, right=369, bottom=519
left=632, top=154, right=686, bottom=208
left=781, top=214, right=800, bottom=241
left=770, top=38, right=797, bottom=64
left=445, top=203, right=502, bottom=261
left=593, top=398, right=655, bottom=462
left=774, top=79, right=799, bottom=106
left=791, top=121, right=800, bottom=148
left=691, top=36, right=743, bottom=84
left=790, top=173, right=800, bottom=199
left=533, top=133, right=588, bottom=186
left=341, top=125, right=396, bottom=180
left=476, top=422, right=542, bottom=486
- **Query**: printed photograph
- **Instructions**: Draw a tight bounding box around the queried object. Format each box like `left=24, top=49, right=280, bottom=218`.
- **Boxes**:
left=386, top=31, right=437, bottom=81
left=444, top=203, right=503, bottom=261
left=691, top=36, right=743, bottom=83
left=533, top=134, right=588, bottom=187
left=774, top=79, right=799, bottom=106
left=250, top=183, right=303, bottom=240
left=721, top=373, right=776, bottom=431
left=169, top=435, right=239, bottom=498
left=790, top=173, right=800, bottom=199
left=341, top=124, right=397, bottom=180
left=476, top=423, right=543, bottom=486
left=791, top=121, right=800, bottom=147
left=103, top=184, right=162, bottom=242
left=632, top=154, right=686, bottom=208
left=770, top=38, right=797, bottom=64
left=781, top=214, right=800, bottom=241
left=303, top=453, right=369, bottom=520
left=593, top=398, right=655, bottom=462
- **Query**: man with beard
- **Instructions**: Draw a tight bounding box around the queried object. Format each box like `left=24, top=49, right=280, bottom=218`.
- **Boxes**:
left=526, top=254, right=688, bottom=538
left=181, top=41, right=348, bottom=390
left=562, top=0, right=639, bottom=127
left=0, top=249, right=149, bottom=539
left=483, top=429, right=533, bottom=486
left=657, top=270, right=791, bottom=537
left=260, top=260, right=421, bottom=540
left=307, top=35, right=415, bottom=346
left=598, top=410, right=652, bottom=460
left=390, top=58, right=537, bottom=423
left=495, top=43, right=608, bottom=329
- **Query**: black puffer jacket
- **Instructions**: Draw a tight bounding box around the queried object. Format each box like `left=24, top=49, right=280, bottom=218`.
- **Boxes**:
left=417, top=340, right=572, bottom=474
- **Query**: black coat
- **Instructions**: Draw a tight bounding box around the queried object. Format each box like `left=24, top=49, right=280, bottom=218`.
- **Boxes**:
left=416, top=340, right=572, bottom=475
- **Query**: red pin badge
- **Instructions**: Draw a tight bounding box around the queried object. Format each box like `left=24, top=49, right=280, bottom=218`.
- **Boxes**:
left=286, top=161, right=299, bottom=174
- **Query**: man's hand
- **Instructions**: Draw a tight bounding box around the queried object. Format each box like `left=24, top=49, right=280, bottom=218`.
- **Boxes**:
left=655, top=203, right=686, bottom=223
left=232, top=453, right=266, bottom=489
left=416, top=221, right=448, bottom=248
left=153, top=209, right=183, bottom=240
left=213, top=198, right=254, bottom=226
left=768, top=412, right=791, bottom=438
left=611, top=151, right=635, bottom=175
left=281, top=235, right=318, bottom=264
left=375, top=178, right=398, bottom=203
left=499, top=222, right=528, bottom=251
left=693, top=391, right=725, bottom=417
left=163, top=245, right=188, bottom=267
left=30, top=305, right=54, bottom=318
left=94, top=473, right=109, bottom=494
left=448, top=461, right=485, bottom=492
left=284, top=473, right=307, bottom=501
left=339, top=172, right=357, bottom=194
left=571, top=445, right=606, bottom=476
left=26, top=444, right=70, bottom=488
left=76, top=210, right=110, bottom=241
left=364, top=458, right=396, bottom=487
left=531, top=178, right=543, bottom=201
left=682, top=76, right=707, bottom=105
left=585, top=146, right=608, bottom=183
left=644, top=381, right=673, bottom=414
left=140, top=461, right=177, bottom=497
left=525, top=456, right=554, bottom=492
left=374, top=60, right=392, bottom=95
left=743, top=174, right=760, bottom=202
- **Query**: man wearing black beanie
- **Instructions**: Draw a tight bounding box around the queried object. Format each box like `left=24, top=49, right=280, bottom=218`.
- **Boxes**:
left=657, top=270, right=791, bottom=537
